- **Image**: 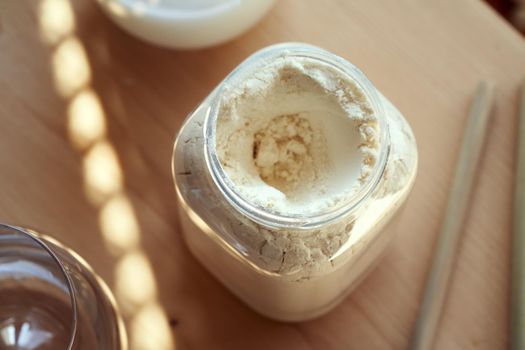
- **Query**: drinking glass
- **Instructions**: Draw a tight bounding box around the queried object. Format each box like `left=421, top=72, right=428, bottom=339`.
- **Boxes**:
left=0, top=224, right=127, bottom=349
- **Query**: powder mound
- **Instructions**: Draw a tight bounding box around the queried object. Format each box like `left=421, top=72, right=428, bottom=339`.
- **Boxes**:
left=253, top=114, right=327, bottom=197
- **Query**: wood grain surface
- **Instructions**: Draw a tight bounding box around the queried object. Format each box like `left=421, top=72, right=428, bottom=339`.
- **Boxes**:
left=1, top=0, right=524, bottom=349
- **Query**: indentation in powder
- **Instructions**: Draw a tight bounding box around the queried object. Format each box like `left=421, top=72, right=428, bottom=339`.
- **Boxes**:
left=253, top=114, right=328, bottom=197
left=215, top=56, right=379, bottom=215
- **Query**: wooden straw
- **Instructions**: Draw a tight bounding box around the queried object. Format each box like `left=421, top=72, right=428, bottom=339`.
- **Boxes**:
left=511, top=80, right=525, bottom=350
left=409, top=81, right=495, bottom=350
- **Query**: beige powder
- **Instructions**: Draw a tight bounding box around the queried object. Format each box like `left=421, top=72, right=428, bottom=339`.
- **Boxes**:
left=216, top=57, right=378, bottom=216
left=253, top=114, right=330, bottom=197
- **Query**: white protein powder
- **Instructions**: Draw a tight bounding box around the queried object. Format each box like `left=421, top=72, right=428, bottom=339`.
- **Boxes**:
left=216, top=57, right=379, bottom=217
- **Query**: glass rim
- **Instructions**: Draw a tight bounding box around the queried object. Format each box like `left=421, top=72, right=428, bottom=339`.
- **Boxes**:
left=203, top=42, right=390, bottom=229
left=0, top=223, right=78, bottom=350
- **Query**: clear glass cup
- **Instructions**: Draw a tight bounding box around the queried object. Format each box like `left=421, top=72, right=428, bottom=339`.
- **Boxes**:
left=0, top=224, right=127, bottom=350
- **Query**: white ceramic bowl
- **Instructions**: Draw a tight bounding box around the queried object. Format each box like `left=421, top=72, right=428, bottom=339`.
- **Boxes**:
left=96, top=0, right=276, bottom=49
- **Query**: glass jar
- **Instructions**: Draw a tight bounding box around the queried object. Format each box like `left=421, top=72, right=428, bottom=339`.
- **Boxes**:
left=172, top=43, right=418, bottom=321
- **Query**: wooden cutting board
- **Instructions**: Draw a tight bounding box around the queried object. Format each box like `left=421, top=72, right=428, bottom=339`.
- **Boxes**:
left=1, top=0, right=524, bottom=349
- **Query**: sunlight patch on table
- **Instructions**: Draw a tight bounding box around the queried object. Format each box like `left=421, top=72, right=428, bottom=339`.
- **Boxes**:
left=99, top=193, right=140, bottom=255
left=68, top=89, right=107, bottom=150
left=115, top=251, right=158, bottom=314
left=38, top=0, right=75, bottom=45
left=83, top=141, right=123, bottom=205
left=130, top=302, right=175, bottom=350
left=52, top=37, right=91, bottom=98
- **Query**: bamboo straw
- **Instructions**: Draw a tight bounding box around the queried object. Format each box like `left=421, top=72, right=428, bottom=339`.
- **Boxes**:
left=409, top=81, right=495, bottom=350
left=511, top=80, right=525, bottom=350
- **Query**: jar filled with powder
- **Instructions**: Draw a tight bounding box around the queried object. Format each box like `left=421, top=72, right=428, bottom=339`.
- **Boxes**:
left=172, top=43, right=418, bottom=321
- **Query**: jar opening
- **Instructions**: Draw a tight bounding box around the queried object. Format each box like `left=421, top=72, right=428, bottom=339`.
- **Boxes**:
left=204, top=43, right=389, bottom=229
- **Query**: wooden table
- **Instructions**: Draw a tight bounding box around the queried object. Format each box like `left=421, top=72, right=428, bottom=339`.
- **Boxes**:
left=1, top=0, right=524, bottom=349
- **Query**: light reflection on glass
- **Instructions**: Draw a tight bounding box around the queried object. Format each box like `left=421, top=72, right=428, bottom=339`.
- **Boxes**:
left=0, top=322, right=16, bottom=347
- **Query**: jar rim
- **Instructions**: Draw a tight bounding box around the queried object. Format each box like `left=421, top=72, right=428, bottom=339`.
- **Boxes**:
left=204, top=43, right=390, bottom=229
